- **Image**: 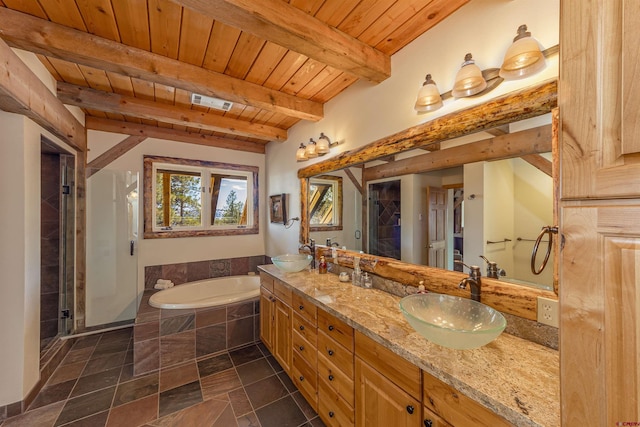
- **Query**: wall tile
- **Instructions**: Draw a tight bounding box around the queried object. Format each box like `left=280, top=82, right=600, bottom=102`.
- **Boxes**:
left=195, top=324, right=226, bottom=358
left=186, top=261, right=210, bottom=282
left=160, top=314, right=195, bottom=336
left=161, top=263, right=187, bottom=285
left=209, top=259, right=231, bottom=278
left=134, top=321, right=159, bottom=343
left=144, top=265, right=163, bottom=289
left=227, top=317, right=255, bottom=350
left=195, top=307, right=226, bottom=328
left=227, top=301, right=254, bottom=321
left=133, top=339, right=159, bottom=376
left=230, top=257, right=250, bottom=276
left=160, top=330, right=195, bottom=368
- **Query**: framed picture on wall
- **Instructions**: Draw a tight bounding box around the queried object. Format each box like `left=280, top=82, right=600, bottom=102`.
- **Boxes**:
left=270, top=194, right=287, bottom=224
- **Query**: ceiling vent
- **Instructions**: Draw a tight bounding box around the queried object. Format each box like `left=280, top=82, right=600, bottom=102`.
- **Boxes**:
left=190, top=93, right=233, bottom=111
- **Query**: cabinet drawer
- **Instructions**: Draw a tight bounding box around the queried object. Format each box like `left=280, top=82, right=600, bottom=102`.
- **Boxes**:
left=318, top=310, right=354, bottom=352
left=317, top=330, right=354, bottom=378
left=293, top=313, right=317, bottom=346
left=292, top=329, right=317, bottom=367
left=355, top=331, right=421, bottom=400
left=274, top=279, right=292, bottom=305
left=292, top=293, right=317, bottom=325
left=292, top=350, right=318, bottom=409
left=318, top=378, right=355, bottom=427
left=318, top=353, right=354, bottom=407
left=260, top=273, right=274, bottom=293
left=423, top=372, right=513, bottom=427
left=423, top=406, right=452, bottom=427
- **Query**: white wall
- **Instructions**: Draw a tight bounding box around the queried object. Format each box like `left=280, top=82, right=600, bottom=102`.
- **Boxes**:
left=265, top=0, right=559, bottom=256
left=0, top=49, right=81, bottom=406
left=87, top=131, right=267, bottom=306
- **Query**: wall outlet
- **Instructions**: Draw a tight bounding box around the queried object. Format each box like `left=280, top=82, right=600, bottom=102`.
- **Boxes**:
left=537, top=296, right=559, bottom=327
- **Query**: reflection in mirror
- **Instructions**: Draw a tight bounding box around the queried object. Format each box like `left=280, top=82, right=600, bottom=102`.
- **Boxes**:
left=309, top=175, right=342, bottom=231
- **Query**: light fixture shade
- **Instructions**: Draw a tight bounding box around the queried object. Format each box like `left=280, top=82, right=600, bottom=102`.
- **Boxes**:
left=499, top=25, right=546, bottom=80
left=452, top=53, right=487, bottom=98
left=296, top=143, right=308, bottom=161
left=316, top=135, right=330, bottom=154
left=305, top=139, right=318, bottom=158
left=414, top=74, right=443, bottom=112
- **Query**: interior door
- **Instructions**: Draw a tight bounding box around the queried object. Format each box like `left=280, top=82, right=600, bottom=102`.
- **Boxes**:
left=427, top=187, right=447, bottom=268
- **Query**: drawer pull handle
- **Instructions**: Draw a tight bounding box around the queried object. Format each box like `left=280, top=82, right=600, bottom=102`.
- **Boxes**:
left=299, top=376, right=304, bottom=381
left=328, top=374, right=334, bottom=381
left=406, top=405, right=415, bottom=415
left=424, top=420, right=433, bottom=427
left=299, top=325, right=305, bottom=331
left=299, top=345, right=304, bottom=351
left=328, top=325, right=334, bottom=331
left=299, top=305, right=304, bottom=310
left=328, top=411, right=334, bottom=418
left=328, top=350, right=334, bottom=356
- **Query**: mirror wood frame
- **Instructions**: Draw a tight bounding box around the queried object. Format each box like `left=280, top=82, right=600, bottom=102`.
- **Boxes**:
left=297, top=79, right=559, bottom=319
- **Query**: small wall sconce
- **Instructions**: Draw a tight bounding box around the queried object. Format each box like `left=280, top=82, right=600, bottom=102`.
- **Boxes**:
left=452, top=53, right=487, bottom=98
left=297, top=133, right=340, bottom=162
left=499, top=25, right=546, bottom=80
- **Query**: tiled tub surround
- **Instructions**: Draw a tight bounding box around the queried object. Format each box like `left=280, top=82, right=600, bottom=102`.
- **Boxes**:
left=144, top=255, right=269, bottom=289
left=133, top=291, right=260, bottom=377
left=259, top=264, right=560, bottom=427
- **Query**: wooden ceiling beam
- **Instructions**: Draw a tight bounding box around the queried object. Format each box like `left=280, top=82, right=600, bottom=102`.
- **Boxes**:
left=87, top=135, right=146, bottom=178
left=363, top=125, right=552, bottom=181
left=58, top=82, right=286, bottom=141
left=0, top=7, right=323, bottom=122
left=172, top=0, right=391, bottom=83
left=521, top=154, right=553, bottom=177
left=0, top=38, right=86, bottom=152
left=86, top=117, right=266, bottom=154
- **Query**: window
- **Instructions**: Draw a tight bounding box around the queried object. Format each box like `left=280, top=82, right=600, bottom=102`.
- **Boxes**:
left=309, top=175, right=342, bottom=231
left=144, top=156, right=258, bottom=238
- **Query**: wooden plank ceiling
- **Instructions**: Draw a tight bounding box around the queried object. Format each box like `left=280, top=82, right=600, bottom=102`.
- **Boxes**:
left=0, top=0, right=469, bottom=153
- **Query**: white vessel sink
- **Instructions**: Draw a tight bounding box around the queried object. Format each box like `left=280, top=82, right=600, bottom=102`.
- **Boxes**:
left=399, top=293, right=506, bottom=350
left=271, top=254, right=312, bottom=273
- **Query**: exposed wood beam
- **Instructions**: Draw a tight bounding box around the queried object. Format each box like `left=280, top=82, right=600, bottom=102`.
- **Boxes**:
left=298, top=79, right=557, bottom=179
left=0, top=7, right=323, bottom=121
left=172, top=0, right=390, bottom=83
left=87, top=135, right=147, bottom=178
left=0, top=38, right=85, bottom=151
left=363, top=125, right=552, bottom=181
left=86, top=117, right=266, bottom=154
left=344, top=168, right=363, bottom=195
left=521, top=153, right=553, bottom=177
left=58, top=82, right=286, bottom=141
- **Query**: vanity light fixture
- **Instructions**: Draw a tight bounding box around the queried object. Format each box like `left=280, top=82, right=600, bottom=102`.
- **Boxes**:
left=414, top=74, right=443, bottom=112
left=296, top=133, right=340, bottom=161
left=296, top=143, right=308, bottom=162
left=499, top=25, right=546, bottom=80
left=305, top=138, right=318, bottom=158
left=452, top=53, right=487, bottom=98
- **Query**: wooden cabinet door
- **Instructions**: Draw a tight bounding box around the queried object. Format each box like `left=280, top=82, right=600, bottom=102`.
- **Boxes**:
left=561, top=205, right=640, bottom=425
left=259, top=287, right=275, bottom=351
left=561, top=0, right=640, bottom=199
left=422, top=406, right=451, bottom=427
left=274, top=298, right=292, bottom=374
left=355, top=358, right=421, bottom=427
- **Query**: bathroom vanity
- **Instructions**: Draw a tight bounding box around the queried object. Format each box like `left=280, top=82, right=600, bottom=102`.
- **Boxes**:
left=258, top=265, right=559, bottom=427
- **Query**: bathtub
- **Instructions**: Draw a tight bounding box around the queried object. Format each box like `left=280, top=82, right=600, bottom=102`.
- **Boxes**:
left=149, top=275, right=260, bottom=309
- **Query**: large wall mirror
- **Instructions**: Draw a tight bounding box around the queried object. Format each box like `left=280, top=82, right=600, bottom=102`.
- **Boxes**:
left=300, top=80, right=558, bottom=294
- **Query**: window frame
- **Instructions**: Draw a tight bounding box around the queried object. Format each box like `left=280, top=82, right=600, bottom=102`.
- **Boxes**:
left=143, top=155, right=259, bottom=239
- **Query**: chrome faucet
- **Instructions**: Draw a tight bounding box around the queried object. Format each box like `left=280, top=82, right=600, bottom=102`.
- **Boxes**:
left=455, top=261, right=482, bottom=302
left=326, top=237, right=340, bottom=247
left=300, top=239, right=316, bottom=269
left=479, top=255, right=506, bottom=279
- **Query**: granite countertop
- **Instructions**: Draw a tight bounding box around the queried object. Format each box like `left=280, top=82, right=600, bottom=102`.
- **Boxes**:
left=259, top=264, right=559, bottom=427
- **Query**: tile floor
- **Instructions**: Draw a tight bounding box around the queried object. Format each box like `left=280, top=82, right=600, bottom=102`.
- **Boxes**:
left=1, top=328, right=324, bottom=427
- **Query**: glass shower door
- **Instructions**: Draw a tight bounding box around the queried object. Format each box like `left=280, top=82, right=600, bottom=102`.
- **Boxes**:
left=86, top=169, right=139, bottom=327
